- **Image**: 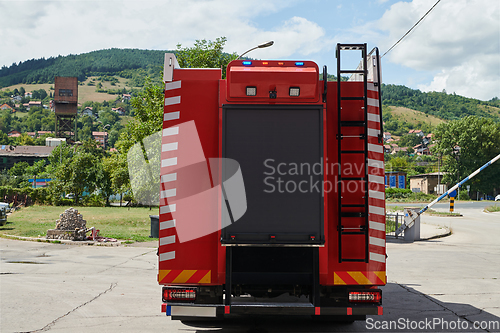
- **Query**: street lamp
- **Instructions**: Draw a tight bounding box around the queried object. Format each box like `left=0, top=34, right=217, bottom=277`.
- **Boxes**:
left=236, top=41, right=274, bottom=60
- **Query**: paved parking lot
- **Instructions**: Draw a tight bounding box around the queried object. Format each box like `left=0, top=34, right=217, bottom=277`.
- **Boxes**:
left=1, top=207, right=499, bottom=332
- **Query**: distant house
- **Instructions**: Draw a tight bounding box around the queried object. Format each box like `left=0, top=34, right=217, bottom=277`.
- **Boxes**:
left=413, top=143, right=431, bottom=156
left=386, top=138, right=395, bottom=143
left=121, top=94, right=131, bottom=102
left=0, top=145, right=56, bottom=169
left=26, top=132, right=36, bottom=138
left=383, top=132, right=391, bottom=141
left=112, top=107, right=125, bottom=116
left=82, top=107, right=94, bottom=117
left=37, top=131, right=54, bottom=137
left=0, top=103, right=13, bottom=112
left=12, top=95, right=22, bottom=102
left=408, top=129, right=424, bottom=137
left=92, top=131, right=108, bottom=149
left=8, top=130, right=21, bottom=137
left=384, top=145, right=392, bottom=154
left=409, top=172, right=446, bottom=194
left=391, top=147, right=408, bottom=155
left=24, top=92, right=33, bottom=98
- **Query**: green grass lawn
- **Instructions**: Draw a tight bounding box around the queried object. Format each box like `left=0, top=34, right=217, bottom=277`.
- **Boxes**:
left=0, top=206, right=158, bottom=242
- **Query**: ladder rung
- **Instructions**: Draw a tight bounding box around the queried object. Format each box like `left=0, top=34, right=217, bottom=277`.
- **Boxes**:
left=338, top=44, right=365, bottom=50
left=339, top=134, right=365, bottom=138
left=341, top=96, right=365, bottom=101
left=340, top=150, right=366, bottom=154
left=340, top=212, right=366, bottom=218
left=340, top=121, right=365, bottom=126
left=340, top=70, right=365, bottom=74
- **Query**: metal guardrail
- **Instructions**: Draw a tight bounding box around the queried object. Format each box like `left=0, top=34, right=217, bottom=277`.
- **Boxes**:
left=386, top=213, right=404, bottom=238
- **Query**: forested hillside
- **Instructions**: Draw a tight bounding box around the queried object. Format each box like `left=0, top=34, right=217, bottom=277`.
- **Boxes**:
left=0, top=48, right=168, bottom=87
left=381, top=84, right=500, bottom=121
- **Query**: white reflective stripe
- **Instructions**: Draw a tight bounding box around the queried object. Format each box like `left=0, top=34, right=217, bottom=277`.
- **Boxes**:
left=367, top=113, right=379, bottom=122
left=370, top=252, right=386, bottom=263
left=369, top=190, right=385, bottom=200
left=160, top=235, right=176, bottom=246
left=161, top=173, right=177, bottom=183
left=162, top=142, right=178, bottom=152
left=368, top=98, right=379, bottom=107
left=368, top=159, right=384, bottom=169
left=159, top=251, right=175, bottom=261
left=368, top=143, right=383, bottom=154
left=160, top=204, right=176, bottom=214
left=165, top=96, right=180, bottom=106
left=367, top=83, right=377, bottom=92
left=368, top=128, right=379, bottom=137
left=164, top=111, right=180, bottom=121
left=160, top=188, right=176, bottom=199
left=170, top=306, right=217, bottom=318
left=163, top=127, right=179, bottom=136
left=160, top=219, right=176, bottom=230
left=162, top=157, right=177, bottom=168
left=165, top=81, right=181, bottom=91
left=369, top=236, right=385, bottom=247
left=369, top=174, right=385, bottom=185
left=370, top=221, right=385, bottom=231
left=369, top=205, right=385, bottom=216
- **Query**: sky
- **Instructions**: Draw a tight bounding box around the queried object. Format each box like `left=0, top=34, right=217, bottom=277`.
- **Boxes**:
left=0, top=0, right=498, bottom=101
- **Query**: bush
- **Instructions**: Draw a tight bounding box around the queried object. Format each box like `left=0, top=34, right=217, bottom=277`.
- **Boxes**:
left=459, top=189, right=470, bottom=200
left=82, top=193, right=106, bottom=207
left=386, top=188, right=413, bottom=199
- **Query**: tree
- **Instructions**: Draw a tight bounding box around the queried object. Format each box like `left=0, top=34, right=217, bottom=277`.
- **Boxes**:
left=19, top=87, right=25, bottom=96
left=127, top=77, right=163, bottom=145
left=176, top=37, right=237, bottom=79
left=398, top=134, right=422, bottom=148
left=433, top=116, right=500, bottom=194
left=50, top=140, right=105, bottom=204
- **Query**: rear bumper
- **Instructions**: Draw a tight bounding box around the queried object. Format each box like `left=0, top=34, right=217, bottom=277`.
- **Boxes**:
left=162, top=303, right=383, bottom=318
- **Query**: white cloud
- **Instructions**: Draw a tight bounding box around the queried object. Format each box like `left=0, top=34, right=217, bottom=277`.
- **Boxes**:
left=0, top=0, right=332, bottom=69
left=376, top=0, right=500, bottom=100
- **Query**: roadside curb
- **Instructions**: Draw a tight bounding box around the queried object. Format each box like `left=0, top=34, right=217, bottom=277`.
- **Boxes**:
left=419, top=225, right=451, bottom=241
left=2, top=234, right=122, bottom=246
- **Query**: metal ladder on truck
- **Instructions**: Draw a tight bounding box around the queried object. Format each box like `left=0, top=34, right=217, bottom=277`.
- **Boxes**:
left=336, top=43, right=369, bottom=263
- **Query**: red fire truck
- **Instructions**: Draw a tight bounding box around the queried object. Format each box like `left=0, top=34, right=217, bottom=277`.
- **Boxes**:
left=158, top=43, right=386, bottom=321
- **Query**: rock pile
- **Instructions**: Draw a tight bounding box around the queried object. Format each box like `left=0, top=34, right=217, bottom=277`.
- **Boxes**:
left=46, top=208, right=87, bottom=241
left=55, top=207, right=86, bottom=230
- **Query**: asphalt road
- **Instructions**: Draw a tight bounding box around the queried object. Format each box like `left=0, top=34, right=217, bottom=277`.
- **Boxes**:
left=1, top=207, right=499, bottom=332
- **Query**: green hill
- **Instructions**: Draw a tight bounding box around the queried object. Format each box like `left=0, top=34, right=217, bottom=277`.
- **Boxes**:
left=0, top=48, right=169, bottom=87
left=381, top=84, right=500, bottom=122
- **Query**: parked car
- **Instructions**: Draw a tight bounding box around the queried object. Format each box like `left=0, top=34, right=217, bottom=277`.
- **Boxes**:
left=0, top=202, right=10, bottom=213
left=0, top=206, right=7, bottom=226
left=495, top=194, right=500, bottom=201
left=65, top=193, right=75, bottom=199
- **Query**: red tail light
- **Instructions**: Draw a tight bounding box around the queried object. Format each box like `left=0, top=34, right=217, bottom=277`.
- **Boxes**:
left=349, top=291, right=381, bottom=303
left=163, top=287, right=197, bottom=302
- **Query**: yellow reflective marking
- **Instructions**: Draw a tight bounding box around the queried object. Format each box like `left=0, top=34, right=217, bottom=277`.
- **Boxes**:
left=198, top=271, right=211, bottom=284
left=334, top=273, right=346, bottom=285
left=172, top=270, right=197, bottom=283
left=374, top=271, right=386, bottom=283
left=348, top=271, right=372, bottom=285
left=158, top=270, right=171, bottom=282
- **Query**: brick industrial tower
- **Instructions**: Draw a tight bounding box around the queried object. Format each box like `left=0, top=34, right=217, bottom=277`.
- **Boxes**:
left=54, top=77, right=78, bottom=142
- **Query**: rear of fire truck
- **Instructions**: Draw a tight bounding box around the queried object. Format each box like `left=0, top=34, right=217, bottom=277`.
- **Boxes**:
left=158, top=43, right=386, bottom=321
